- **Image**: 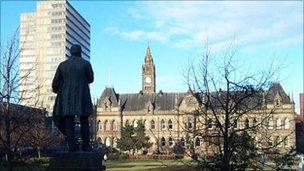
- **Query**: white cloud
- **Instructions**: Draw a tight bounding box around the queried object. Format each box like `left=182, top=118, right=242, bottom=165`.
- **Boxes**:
left=121, top=30, right=145, bottom=40
left=105, top=27, right=119, bottom=35
left=106, top=1, right=303, bottom=50
left=262, top=36, right=302, bottom=48
left=127, top=8, right=145, bottom=20
left=105, top=27, right=169, bottom=43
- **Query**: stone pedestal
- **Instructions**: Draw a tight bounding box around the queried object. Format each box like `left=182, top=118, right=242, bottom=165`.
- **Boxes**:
left=47, top=152, right=105, bottom=171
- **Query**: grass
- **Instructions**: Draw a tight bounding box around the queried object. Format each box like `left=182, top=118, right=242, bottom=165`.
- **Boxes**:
left=0, top=158, right=196, bottom=171
left=0, top=165, right=47, bottom=171
left=106, top=158, right=197, bottom=171
left=3, top=158, right=296, bottom=171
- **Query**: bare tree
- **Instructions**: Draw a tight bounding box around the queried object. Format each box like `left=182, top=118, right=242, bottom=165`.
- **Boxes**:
left=183, top=42, right=296, bottom=170
left=0, top=28, right=58, bottom=169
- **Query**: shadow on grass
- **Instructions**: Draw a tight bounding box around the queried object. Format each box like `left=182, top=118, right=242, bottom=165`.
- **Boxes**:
left=0, top=165, right=47, bottom=171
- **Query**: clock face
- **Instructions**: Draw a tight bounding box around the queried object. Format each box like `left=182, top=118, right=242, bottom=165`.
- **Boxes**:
left=145, top=77, right=152, bottom=83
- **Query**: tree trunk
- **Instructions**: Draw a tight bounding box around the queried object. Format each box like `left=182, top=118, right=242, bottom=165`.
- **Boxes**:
left=37, top=147, right=41, bottom=158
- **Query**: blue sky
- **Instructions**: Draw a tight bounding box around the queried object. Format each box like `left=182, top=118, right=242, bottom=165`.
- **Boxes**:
left=1, top=1, right=303, bottom=113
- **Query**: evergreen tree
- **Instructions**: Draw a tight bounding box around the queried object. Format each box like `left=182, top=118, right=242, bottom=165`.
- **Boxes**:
left=133, top=120, right=152, bottom=152
left=116, top=122, right=135, bottom=152
left=116, top=120, right=151, bottom=154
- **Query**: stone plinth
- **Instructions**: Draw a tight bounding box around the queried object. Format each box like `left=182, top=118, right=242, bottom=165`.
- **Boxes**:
left=47, top=152, right=105, bottom=171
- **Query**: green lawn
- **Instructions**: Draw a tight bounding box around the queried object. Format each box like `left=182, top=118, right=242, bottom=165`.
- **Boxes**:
left=106, top=159, right=197, bottom=171
left=0, top=159, right=196, bottom=171
left=2, top=158, right=297, bottom=171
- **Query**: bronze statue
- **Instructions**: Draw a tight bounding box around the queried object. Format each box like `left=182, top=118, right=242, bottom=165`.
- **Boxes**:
left=52, top=44, right=94, bottom=152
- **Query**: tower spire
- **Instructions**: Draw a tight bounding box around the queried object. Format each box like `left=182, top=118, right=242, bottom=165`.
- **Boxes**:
left=142, top=43, right=156, bottom=93
left=145, top=43, right=153, bottom=63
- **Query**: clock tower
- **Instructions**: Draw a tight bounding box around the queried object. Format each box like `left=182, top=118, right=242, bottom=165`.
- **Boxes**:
left=142, top=45, right=156, bottom=93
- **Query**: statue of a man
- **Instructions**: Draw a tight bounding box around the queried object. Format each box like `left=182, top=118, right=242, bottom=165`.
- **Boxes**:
left=52, top=44, right=94, bottom=152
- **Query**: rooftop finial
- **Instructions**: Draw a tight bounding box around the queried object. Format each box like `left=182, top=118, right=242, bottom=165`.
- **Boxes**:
left=291, top=91, right=294, bottom=102
left=108, top=66, right=112, bottom=87
left=145, top=42, right=153, bottom=63
left=146, top=43, right=151, bottom=55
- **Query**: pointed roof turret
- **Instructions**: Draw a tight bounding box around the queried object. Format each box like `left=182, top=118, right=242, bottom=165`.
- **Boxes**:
left=145, top=44, right=154, bottom=64
left=98, top=87, right=119, bottom=107
left=266, top=82, right=291, bottom=104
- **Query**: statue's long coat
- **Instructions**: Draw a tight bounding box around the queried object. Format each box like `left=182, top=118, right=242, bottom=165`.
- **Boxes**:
left=52, top=56, right=94, bottom=135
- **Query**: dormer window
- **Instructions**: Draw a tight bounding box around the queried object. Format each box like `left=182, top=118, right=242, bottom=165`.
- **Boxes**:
left=104, top=97, right=112, bottom=111
left=150, top=120, right=155, bottom=129
left=161, top=119, right=166, bottom=130
left=187, top=117, right=194, bottom=130
left=158, top=90, right=163, bottom=97
left=274, top=92, right=282, bottom=106
left=147, top=101, right=154, bottom=114
left=275, top=99, right=281, bottom=106
left=147, top=106, right=151, bottom=113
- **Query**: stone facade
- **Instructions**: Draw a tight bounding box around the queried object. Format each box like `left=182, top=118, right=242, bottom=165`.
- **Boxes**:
left=94, top=46, right=296, bottom=154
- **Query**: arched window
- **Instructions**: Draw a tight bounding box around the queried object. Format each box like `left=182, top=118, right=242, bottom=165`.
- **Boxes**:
left=181, top=138, right=185, bottom=147
left=195, top=137, right=200, bottom=147
left=245, top=118, right=249, bottom=128
left=104, top=102, right=108, bottom=109
left=187, top=122, right=193, bottom=129
left=111, top=120, right=117, bottom=131
left=161, top=137, right=166, bottom=147
left=168, top=119, right=173, bottom=130
left=268, top=118, right=273, bottom=129
left=98, top=120, right=102, bottom=130
left=150, top=120, right=155, bottom=130
left=161, top=119, right=166, bottom=130
left=125, top=119, right=130, bottom=126
left=133, top=120, right=138, bottom=128
left=207, top=119, right=212, bottom=128
left=233, top=120, right=238, bottom=128
left=187, top=119, right=193, bottom=130
left=276, top=118, right=282, bottom=129
left=104, top=120, right=109, bottom=131
left=275, top=99, right=281, bottom=106
left=268, top=137, right=273, bottom=147
left=284, top=137, right=289, bottom=147
left=168, top=137, right=173, bottom=146
left=253, top=118, right=257, bottom=127
left=97, top=137, right=102, bottom=147
left=276, top=136, right=282, bottom=147
left=144, top=120, right=148, bottom=129
left=113, top=138, right=117, bottom=148
left=104, top=97, right=111, bottom=111
left=284, top=118, right=290, bottom=129
left=105, top=137, right=111, bottom=146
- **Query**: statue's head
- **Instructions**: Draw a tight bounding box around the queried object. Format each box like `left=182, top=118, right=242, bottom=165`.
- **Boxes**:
left=70, top=44, right=82, bottom=57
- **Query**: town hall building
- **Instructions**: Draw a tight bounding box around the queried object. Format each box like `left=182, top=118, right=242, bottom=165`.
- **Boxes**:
left=94, top=45, right=296, bottom=154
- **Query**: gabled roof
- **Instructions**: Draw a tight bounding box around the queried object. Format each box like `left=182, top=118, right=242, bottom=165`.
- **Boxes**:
left=119, top=92, right=185, bottom=111
left=98, top=88, right=185, bottom=112
left=97, top=83, right=292, bottom=112
left=99, top=87, right=119, bottom=107
left=266, top=83, right=291, bottom=104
